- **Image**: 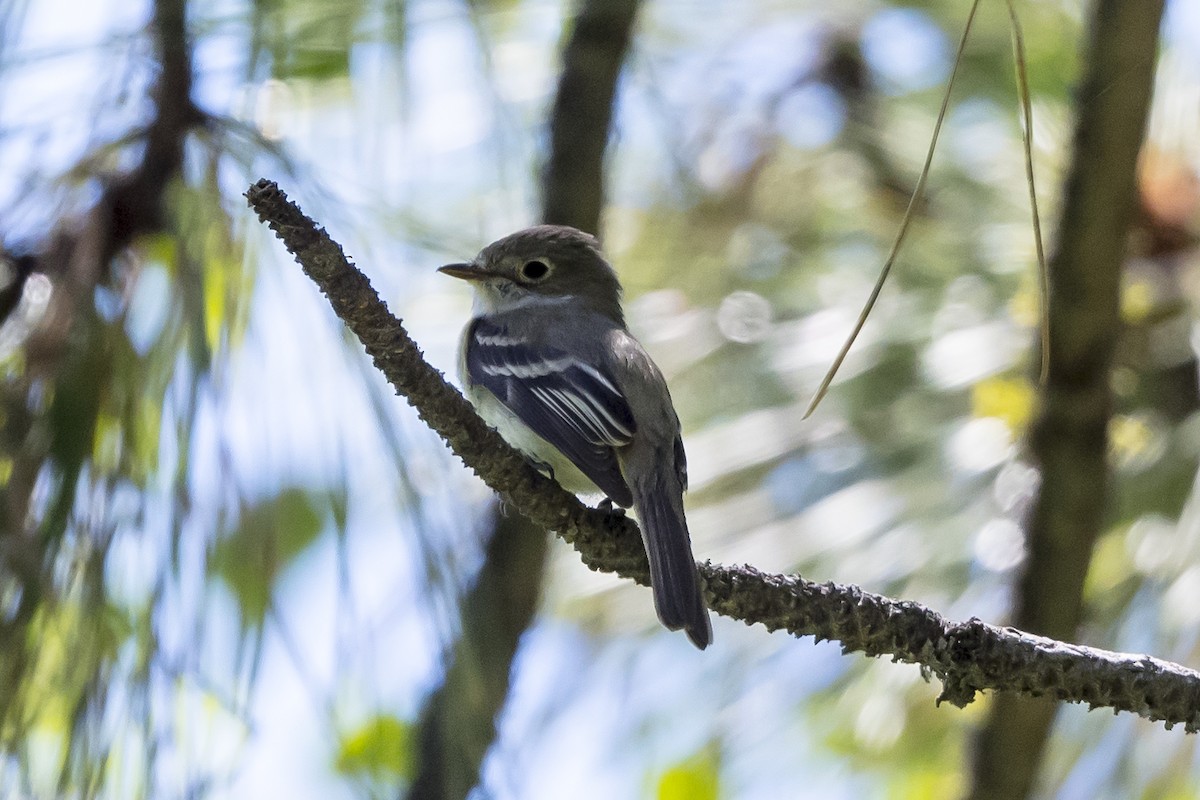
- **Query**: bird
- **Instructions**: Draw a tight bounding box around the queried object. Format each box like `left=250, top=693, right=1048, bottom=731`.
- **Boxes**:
left=439, top=225, right=712, bottom=649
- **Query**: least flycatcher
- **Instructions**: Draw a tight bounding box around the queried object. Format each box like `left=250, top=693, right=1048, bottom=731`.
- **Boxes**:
left=440, top=225, right=712, bottom=649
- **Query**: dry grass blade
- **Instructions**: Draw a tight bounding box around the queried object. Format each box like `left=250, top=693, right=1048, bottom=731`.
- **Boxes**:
left=1007, top=0, right=1051, bottom=383
left=803, top=0, right=983, bottom=419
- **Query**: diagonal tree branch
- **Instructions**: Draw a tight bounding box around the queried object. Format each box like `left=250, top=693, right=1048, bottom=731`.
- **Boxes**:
left=246, top=178, right=1200, bottom=734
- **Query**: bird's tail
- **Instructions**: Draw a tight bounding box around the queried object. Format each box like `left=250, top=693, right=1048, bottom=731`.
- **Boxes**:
left=633, top=478, right=712, bottom=649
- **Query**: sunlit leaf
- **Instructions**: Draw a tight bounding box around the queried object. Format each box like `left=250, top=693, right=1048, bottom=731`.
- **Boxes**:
left=202, top=242, right=229, bottom=355
left=1121, top=280, right=1155, bottom=324
left=201, top=220, right=255, bottom=354
left=890, top=767, right=965, bottom=800
left=127, top=389, right=163, bottom=485
left=91, top=410, right=122, bottom=474
left=1083, top=530, right=1133, bottom=603
left=15, top=600, right=134, bottom=738
left=141, top=233, right=180, bottom=274
left=334, top=714, right=414, bottom=780
left=971, top=376, right=1034, bottom=433
left=656, top=751, right=720, bottom=800
left=1110, top=414, right=1156, bottom=464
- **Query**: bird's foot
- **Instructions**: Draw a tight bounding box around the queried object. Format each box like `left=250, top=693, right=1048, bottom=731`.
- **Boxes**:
left=598, top=497, right=626, bottom=516
left=526, top=456, right=555, bottom=482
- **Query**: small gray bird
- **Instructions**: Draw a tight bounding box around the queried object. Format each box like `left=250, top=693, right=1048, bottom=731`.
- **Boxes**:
left=440, top=225, right=712, bottom=649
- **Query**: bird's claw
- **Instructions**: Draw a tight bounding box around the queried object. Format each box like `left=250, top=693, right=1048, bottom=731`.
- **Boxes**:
left=527, top=457, right=555, bottom=481
left=598, top=497, right=626, bottom=516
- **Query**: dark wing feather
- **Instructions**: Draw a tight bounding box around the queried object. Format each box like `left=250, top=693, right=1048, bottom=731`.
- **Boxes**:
left=466, top=318, right=635, bottom=506
left=673, top=434, right=688, bottom=492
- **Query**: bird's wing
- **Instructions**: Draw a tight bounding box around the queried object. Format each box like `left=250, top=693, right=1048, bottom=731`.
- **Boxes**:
left=466, top=317, right=635, bottom=506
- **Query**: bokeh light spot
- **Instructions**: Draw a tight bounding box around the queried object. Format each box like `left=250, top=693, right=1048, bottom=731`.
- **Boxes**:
left=861, top=9, right=950, bottom=94
left=777, top=83, right=845, bottom=149
left=974, top=518, right=1025, bottom=572
left=947, top=417, right=1013, bottom=473
left=717, top=291, right=773, bottom=343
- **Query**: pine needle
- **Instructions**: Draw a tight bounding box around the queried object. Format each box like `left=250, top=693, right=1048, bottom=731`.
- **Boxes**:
left=803, top=0, right=983, bottom=419
left=1006, top=0, right=1050, bottom=384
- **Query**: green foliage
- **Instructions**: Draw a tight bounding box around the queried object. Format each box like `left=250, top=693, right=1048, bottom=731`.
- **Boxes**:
left=253, top=0, right=369, bottom=81
left=2, top=0, right=1197, bottom=797
left=210, top=488, right=328, bottom=628
left=0, top=595, right=136, bottom=796
left=335, top=714, right=415, bottom=782
left=656, top=749, right=720, bottom=800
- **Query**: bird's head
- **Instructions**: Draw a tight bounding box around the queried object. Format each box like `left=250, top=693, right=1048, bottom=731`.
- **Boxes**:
left=439, top=225, right=624, bottom=322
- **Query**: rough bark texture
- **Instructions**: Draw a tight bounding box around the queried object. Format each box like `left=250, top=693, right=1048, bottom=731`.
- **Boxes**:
left=247, top=179, right=1200, bottom=734
left=967, top=0, right=1166, bottom=798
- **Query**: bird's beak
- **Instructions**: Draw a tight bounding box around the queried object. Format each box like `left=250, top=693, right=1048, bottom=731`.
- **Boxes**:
left=438, top=262, right=492, bottom=282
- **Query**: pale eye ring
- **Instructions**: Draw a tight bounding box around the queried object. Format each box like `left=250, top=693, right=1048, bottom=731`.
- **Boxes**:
left=520, top=260, right=550, bottom=281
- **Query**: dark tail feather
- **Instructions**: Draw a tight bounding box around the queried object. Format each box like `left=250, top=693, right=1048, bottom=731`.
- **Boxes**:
left=634, top=483, right=712, bottom=649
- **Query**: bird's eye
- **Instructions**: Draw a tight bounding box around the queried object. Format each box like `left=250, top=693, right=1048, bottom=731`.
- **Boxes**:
left=520, top=260, right=550, bottom=281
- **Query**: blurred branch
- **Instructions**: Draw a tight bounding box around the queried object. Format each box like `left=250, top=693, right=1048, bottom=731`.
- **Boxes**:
left=408, top=505, right=548, bottom=800
left=3, top=0, right=197, bottom=531
left=813, top=32, right=925, bottom=212
left=541, top=0, right=639, bottom=235
left=246, top=178, right=1200, bottom=734
left=0, top=0, right=199, bottom=727
left=0, top=252, right=35, bottom=328
left=968, top=1, right=1166, bottom=799
left=105, top=0, right=201, bottom=258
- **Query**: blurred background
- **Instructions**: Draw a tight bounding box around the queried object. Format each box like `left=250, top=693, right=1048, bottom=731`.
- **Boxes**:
left=0, top=0, right=1198, bottom=797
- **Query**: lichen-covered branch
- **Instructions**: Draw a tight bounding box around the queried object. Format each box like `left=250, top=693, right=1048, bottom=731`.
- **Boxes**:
left=246, top=178, right=1200, bottom=733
